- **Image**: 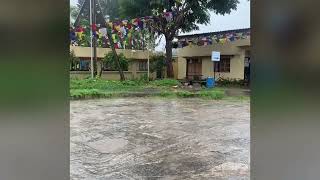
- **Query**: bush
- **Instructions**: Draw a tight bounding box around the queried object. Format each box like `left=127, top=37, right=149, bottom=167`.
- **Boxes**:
left=216, top=78, right=245, bottom=87
left=150, top=54, right=166, bottom=78
left=103, top=52, right=129, bottom=71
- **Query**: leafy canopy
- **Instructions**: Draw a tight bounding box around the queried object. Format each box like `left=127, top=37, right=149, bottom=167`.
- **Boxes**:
left=119, top=0, right=239, bottom=36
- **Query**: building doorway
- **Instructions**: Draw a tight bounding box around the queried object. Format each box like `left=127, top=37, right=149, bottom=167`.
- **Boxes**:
left=186, top=58, right=202, bottom=80
left=244, top=57, right=250, bottom=85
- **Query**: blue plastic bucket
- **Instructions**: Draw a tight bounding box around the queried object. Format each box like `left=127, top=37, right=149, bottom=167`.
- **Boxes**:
left=206, top=77, right=215, bottom=88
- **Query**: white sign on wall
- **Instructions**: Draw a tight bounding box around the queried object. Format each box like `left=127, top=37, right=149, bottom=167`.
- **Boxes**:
left=211, top=51, right=220, bottom=61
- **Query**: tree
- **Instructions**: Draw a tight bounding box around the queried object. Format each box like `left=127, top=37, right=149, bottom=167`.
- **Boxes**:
left=119, top=0, right=239, bottom=78
left=77, top=0, right=85, bottom=8
left=76, top=0, right=119, bottom=20
left=70, top=5, right=80, bottom=24
left=99, top=0, right=120, bottom=20
left=101, top=52, right=129, bottom=79
left=105, top=27, right=126, bottom=80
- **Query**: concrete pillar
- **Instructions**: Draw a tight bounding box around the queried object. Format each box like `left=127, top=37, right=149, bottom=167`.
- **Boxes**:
left=131, top=61, right=137, bottom=79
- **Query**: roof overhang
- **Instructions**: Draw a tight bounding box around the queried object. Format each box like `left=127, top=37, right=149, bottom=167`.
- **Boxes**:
left=182, top=55, right=234, bottom=58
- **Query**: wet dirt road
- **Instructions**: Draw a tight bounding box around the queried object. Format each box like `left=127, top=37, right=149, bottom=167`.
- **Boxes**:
left=71, top=98, right=250, bottom=179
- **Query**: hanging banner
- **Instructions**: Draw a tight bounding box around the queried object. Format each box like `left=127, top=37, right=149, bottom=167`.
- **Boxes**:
left=177, top=29, right=250, bottom=48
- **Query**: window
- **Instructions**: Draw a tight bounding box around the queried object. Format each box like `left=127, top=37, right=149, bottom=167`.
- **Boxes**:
left=138, top=61, right=148, bottom=71
left=70, top=58, right=90, bottom=71
left=214, top=56, right=231, bottom=72
left=79, top=59, right=90, bottom=71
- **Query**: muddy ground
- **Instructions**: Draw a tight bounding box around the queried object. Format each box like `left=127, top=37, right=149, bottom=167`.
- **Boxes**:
left=71, top=98, right=250, bottom=179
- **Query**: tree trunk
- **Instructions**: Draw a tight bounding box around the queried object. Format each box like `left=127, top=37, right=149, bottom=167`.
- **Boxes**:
left=106, top=27, right=125, bottom=81
left=92, top=0, right=98, bottom=77
left=98, top=60, right=103, bottom=78
left=165, top=37, right=174, bottom=78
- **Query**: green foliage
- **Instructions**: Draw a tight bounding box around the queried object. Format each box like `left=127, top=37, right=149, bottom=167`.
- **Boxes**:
left=139, top=73, right=149, bottom=82
left=149, top=79, right=180, bottom=87
left=176, top=91, right=194, bottom=98
left=119, top=0, right=239, bottom=34
left=119, top=0, right=239, bottom=77
left=70, top=5, right=80, bottom=23
left=103, top=52, right=129, bottom=71
left=70, top=89, right=102, bottom=98
left=199, top=90, right=225, bottom=100
left=159, top=91, right=175, bottom=97
left=71, top=78, right=142, bottom=90
left=99, top=0, right=120, bottom=20
left=216, top=78, right=245, bottom=87
left=70, top=78, right=231, bottom=100
left=150, top=54, right=166, bottom=76
left=72, top=19, right=91, bottom=46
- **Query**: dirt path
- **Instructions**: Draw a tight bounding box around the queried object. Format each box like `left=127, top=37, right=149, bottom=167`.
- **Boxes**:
left=71, top=98, right=250, bottom=179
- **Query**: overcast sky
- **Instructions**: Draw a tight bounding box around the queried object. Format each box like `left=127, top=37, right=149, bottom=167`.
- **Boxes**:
left=70, top=0, right=250, bottom=51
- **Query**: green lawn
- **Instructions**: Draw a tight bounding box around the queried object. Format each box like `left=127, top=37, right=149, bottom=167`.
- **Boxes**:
left=70, top=78, right=227, bottom=100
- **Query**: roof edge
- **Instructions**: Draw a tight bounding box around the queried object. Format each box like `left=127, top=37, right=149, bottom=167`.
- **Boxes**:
left=177, top=28, right=250, bottom=39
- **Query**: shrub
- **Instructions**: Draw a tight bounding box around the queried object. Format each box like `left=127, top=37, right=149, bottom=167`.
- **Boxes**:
left=216, top=78, right=245, bottom=87
left=103, top=52, right=129, bottom=71
left=149, top=54, right=166, bottom=78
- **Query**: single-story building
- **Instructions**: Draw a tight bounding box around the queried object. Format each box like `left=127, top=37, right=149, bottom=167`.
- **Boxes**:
left=173, top=28, right=251, bottom=82
left=70, top=46, right=156, bottom=80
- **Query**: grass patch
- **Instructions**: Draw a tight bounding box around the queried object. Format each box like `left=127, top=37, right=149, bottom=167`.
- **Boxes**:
left=70, top=89, right=115, bottom=99
left=159, top=91, right=176, bottom=98
left=70, top=78, right=246, bottom=100
left=70, top=78, right=144, bottom=92
left=198, top=90, right=225, bottom=100
left=224, top=95, right=250, bottom=102
left=176, top=91, right=195, bottom=98
left=149, top=79, right=180, bottom=87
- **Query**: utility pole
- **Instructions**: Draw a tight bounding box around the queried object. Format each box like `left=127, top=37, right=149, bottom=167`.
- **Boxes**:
left=147, top=49, right=150, bottom=80
left=74, top=0, right=103, bottom=78
left=92, top=0, right=98, bottom=77
left=89, top=0, right=94, bottom=78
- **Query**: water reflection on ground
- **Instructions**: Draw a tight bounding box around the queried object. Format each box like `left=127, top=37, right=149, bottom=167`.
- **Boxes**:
left=71, top=98, right=250, bottom=179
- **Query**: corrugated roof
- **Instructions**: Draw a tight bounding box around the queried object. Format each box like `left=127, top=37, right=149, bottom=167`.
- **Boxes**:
left=177, top=28, right=250, bottom=39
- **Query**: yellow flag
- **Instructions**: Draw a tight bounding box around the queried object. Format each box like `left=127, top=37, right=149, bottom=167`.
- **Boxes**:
left=220, top=38, right=227, bottom=44
left=108, top=21, right=113, bottom=28
left=115, top=25, right=121, bottom=32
